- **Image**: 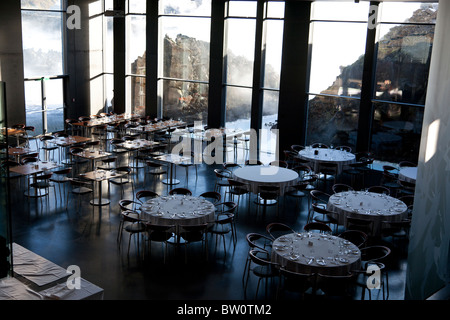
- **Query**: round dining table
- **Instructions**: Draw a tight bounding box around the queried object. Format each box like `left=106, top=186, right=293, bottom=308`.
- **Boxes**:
left=271, top=233, right=361, bottom=276
left=298, top=147, right=355, bottom=174
left=139, top=195, right=216, bottom=228
left=398, top=166, right=417, bottom=184
left=232, top=165, right=299, bottom=195
left=327, top=191, right=408, bottom=237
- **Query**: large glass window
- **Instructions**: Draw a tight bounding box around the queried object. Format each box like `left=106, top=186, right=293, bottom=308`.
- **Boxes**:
left=306, top=2, right=369, bottom=150
left=370, top=2, right=437, bottom=163
left=158, top=0, right=211, bottom=124
left=126, top=3, right=146, bottom=115
left=21, top=0, right=66, bottom=135
left=224, top=1, right=256, bottom=131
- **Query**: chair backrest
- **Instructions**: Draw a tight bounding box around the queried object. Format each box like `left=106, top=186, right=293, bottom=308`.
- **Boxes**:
left=345, top=216, right=374, bottom=234
left=316, top=272, right=355, bottom=296
left=367, top=186, right=390, bottom=195
left=248, top=249, right=273, bottom=267
left=290, top=144, right=305, bottom=152
left=169, top=187, right=192, bottom=196
left=398, top=161, right=417, bottom=168
left=269, top=160, right=289, bottom=168
left=310, top=190, right=331, bottom=204
left=120, top=210, right=140, bottom=223
left=398, top=195, right=414, bottom=207
left=303, top=222, right=332, bottom=234
left=246, top=233, right=273, bottom=252
left=136, top=190, right=159, bottom=203
left=52, top=167, right=72, bottom=175
left=266, top=222, right=295, bottom=240
left=335, top=146, right=352, bottom=152
left=338, top=230, right=368, bottom=248
left=360, top=245, right=391, bottom=264
left=215, top=201, right=237, bottom=214
left=118, top=199, right=140, bottom=212
left=199, top=191, right=222, bottom=204
left=21, top=156, right=38, bottom=165
left=332, top=183, right=353, bottom=193
left=245, top=159, right=263, bottom=166
left=311, top=143, right=329, bottom=149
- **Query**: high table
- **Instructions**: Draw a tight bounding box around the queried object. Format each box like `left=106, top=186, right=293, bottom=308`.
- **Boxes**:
left=327, top=191, right=408, bottom=237
left=54, top=135, right=92, bottom=164
left=79, top=169, right=126, bottom=206
left=72, top=149, right=111, bottom=171
left=298, top=147, right=355, bottom=175
left=8, top=147, right=36, bottom=162
left=117, top=138, right=160, bottom=169
left=232, top=165, right=299, bottom=204
left=271, top=233, right=361, bottom=276
left=152, top=153, right=191, bottom=185
left=9, top=160, right=60, bottom=197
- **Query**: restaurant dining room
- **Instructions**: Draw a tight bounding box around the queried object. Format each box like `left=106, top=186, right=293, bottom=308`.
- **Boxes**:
left=0, top=0, right=449, bottom=311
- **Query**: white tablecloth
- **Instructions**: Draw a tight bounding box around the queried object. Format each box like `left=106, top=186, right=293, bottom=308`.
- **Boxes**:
left=399, top=167, right=417, bottom=184
left=2, top=243, right=104, bottom=300
left=140, top=195, right=215, bottom=227
left=271, top=233, right=361, bottom=276
left=232, top=165, right=299, bottom=195
left=298, top=147, right=355, bottom=174
left=327, top=191, right=408, bottom=236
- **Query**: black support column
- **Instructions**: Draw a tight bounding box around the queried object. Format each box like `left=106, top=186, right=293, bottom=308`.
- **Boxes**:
left=207, top=0, right=226, bottom=128
left=277, top=1, right=312, bottom=159
left=146, top=0, right=158, bottom=118
left=113, top=0, right=126, bottom=114
left=249, top=0, right=265, bottom=158
left=356, top=1, right=380, bottom=153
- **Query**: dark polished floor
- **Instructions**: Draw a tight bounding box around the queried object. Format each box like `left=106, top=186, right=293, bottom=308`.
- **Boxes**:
left=8, top=138, right=410, bottom=301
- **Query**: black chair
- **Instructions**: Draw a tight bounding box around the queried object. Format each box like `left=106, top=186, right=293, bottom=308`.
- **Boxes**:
left=308, top=190, right=331, bottom=223
left=316, top=272, right=356, bottom=299
left=276, top=267, right=316, bottom=300
left=310, top=203, right=339, bottom=234
left=338, top=230, right=368, bottom=248
left=311, top=143, right=329, bottom=149
left=179, top=223, right=209, bottom=263
left=367, top=185, right=390, bottom=195
left=243, top=233, right=274, bottom=286
left=266, top=222, right=295, bottom=240
left=332, top=183, right=353, bottom=194
left=169, top=187, right=192, bottom=196
left=213, top=168, right=232, bottom=196
left=136, top=190, right=159, bottom=204
left=199, top=191, right=222, bottom=205
left=144, top=223, right=175, bottom=263
left=256, top=185, right=280, bottom=216
left=108, top=166, right=134, bottom=198
left=245, top=250, right=279, bottom=299
left=227, top=179, right=250, bottom=216
left=245, top=159, right=264, bottom=166
left=345, top=216, right=374, bottom=236
left=303, top=222, right=332, bottom=234
left=210, top=213, right=236, bottom=256
left=269, top=160, right=289, bottom=168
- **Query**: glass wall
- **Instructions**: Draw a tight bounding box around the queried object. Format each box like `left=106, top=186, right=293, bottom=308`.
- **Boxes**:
left=370, top=2, right=437, bottom=163
left=158, top=0, right=212, bottom=124
left=306, top=1, right=369, bottom=151
left=224, top=1, right=256, bottom=131
left=21, top=0, right=66, bottom=135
